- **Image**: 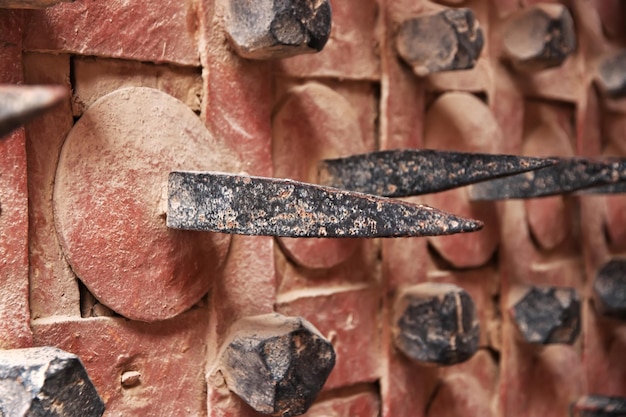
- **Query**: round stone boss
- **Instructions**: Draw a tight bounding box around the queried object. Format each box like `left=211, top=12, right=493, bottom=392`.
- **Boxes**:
left=54, top=87, right=240, bottom=322
left=272, top=82, right=370, bottom=270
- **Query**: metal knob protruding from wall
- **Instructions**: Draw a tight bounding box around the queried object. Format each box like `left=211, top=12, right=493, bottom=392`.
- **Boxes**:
left=593, top=259, right=626, bottom=321
left=0, top=346, right=104, bottom=417
left=509, top=286, right=581, bottom=345
left=392, top=283, right=480, bottom=366
left=502, top=3, right=576, bottom=72
left=224, top=0, right=332, bottom=60
left=395, top=8, right=484, bottom=77
left=217, top=313, right=335, bottom=417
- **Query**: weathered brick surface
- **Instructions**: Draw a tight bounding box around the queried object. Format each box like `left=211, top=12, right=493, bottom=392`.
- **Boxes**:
left=23, top=0, right=200, bottom=66
left=276, top=0, right=380, bottom=80
left=23, top=53, right=79, bottom=319
left=71, top=57, right=202, bottom=116
left=0, top=10, right=32, bottom=349
left=2, top=0, right=626, bottom=415
left=32, top=309, right=209, bottom=416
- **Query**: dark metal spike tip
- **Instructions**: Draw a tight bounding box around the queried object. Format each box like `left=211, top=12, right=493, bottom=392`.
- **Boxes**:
left=317, top=149, right=557, bottom=197
left=469, top=157, right=626, bottom=200
left=166, top=171, right=483, bottom=238
left=0, top=84, right=68, bottom=138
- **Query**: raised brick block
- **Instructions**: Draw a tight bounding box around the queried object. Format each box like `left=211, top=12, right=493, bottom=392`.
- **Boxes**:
left=23, top=0, right=200, bottom=65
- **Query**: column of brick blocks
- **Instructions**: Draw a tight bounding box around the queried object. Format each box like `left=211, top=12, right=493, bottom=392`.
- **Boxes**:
left=0, top=0, right=625, bottom=416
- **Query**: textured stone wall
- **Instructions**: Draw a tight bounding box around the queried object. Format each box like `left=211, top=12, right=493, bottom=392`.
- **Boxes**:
left=1, top=0, right=625, bottom=416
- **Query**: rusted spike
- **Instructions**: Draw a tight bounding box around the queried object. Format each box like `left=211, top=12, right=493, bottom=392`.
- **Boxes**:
left=218, top=313, right=335, bottom=417
left=224, top=0, right=332, bottom=60
left=502, top=4, right=576, bottom=72
left=593, top=259, right=626, bottom=320
left=470, top=158, right=626, bottom=200
left=392, top=283, right=480, bottom=366
left=395, top=8, right=484, bottom=76
left=0, top=85, right=67, bottom=137
left=0, top=346, right=105, bottom=417
left=318, top=150, right=556, bottom=197
left=509, top=286, right=581, bottom=345
left=167, top=171, right=483, bottom=237
left=0, top=0, right=73, bottom=8
left=571, top=395, right=626, bottom=417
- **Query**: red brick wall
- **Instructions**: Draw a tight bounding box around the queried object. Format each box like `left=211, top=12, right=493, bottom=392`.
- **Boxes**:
left=1, top=0, right=625, bottom=416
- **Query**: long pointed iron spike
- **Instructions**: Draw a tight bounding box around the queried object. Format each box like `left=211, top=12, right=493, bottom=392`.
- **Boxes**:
left=317, top=149, right=556, bottom=198
left=469, top=157, right=626, bottom=200
left=0, top=85, right=67, bottom=138
left=167, top=171, right=483, bottom=238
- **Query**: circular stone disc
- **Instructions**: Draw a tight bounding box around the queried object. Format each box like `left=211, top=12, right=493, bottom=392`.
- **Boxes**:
left=272, top=83, right=367, bottom=270
left=54, top=87, right=240, bottom=322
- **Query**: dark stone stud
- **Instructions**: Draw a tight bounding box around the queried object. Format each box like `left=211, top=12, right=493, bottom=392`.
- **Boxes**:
left=392, top=283, right=480, bottom=366
left=218, top=313, right=336, bottom=417
left=225, top=0, right=332, bottom=60
left=502, top=3, right=576, bottom=72
left=395, top=8, right=484, bottom=76
left=0, top=346, right=104, bottom=417
left=596, top=50, right=626, bottom=98
left=593, top=259, right=626, bottom=320
left=509, top=286, right=581, bottom=345
left=571, top=395, right=626, bottom=417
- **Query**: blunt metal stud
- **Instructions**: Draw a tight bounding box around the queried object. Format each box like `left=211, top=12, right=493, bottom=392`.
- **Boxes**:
left=218, top=313, right=335, bottom=417
left=395, top=8, right=484, bottom=76
left=502, top=3, right=576, bottom=72
left=571, top=395, right=626, bottom=417
left=392, top=283, right=480, bottom=366
left=167, top=171, right=483, bottom=237
left=470, top=158, right=626, bottom=200
left=596, top=50, right=626, bottom=99
left=0, top=85, right=67, bottom=137
left=318, top=149, right=556, bottom=197
left=509, top=286, right=581, bottom=345
left=593, top=259, right=626, bottom=320
left=224, top=0, right=332, bottom=60
left=0, top=346, right=104, bottom=417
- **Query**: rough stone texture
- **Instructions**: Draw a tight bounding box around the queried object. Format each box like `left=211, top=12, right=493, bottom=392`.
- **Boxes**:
left=217, top=313, right=335, bottom=417
left=224, top=0, right=331, bottom=59
left=54, top=87, right=239, bottom=322
left=423, top=92, right=501, bottom=269
left=23, top=52, right=79, bottom=319
left=393, top=283, right=480, bottom=366
left=276, top=287, right=380, bottom=390
left=502, top=3, right=576, bottom=72
left=509, top=286, right=581, bottom=345
left=0, top=9, right=32, bottom=350
left=0, top=346, right=104, bottom=417
left=23, top=0, right=200, bottom=66
left=395, top=8, right=484, bottom=77
left=277, top=0, right=380, bottom=80
left=594, top=259, right=626, bottom=320
left=71, top=57, right=202, bottom=116
left=32, top=309, right=209, bottom=416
